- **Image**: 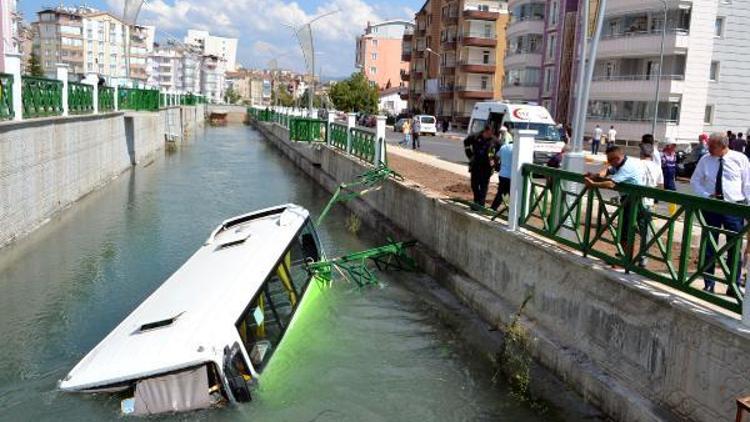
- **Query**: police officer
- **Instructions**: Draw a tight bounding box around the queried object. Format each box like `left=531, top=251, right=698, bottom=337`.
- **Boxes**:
left=464, top=125, right=498, bottom=209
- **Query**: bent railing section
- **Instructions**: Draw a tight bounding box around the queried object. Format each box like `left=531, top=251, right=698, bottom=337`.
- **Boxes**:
left=520, top=164, right=748, bottom=313
left=330, top=123, right=348, bottom=151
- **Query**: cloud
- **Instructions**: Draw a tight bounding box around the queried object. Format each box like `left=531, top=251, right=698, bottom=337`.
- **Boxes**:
left=106, top=0, right=403, bottom=76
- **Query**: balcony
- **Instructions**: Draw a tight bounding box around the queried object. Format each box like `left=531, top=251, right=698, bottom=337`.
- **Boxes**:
left=443, top=14, right=459, bottom=25
left=460, top=33, right=497, bottom=48
left=439, top=85, right=455, bottom=98
left=504, top=51, right=542, bottom=68
left=402, top=50, right=412, bottom=61
left=456, top=85, right=494, bottom=99
left=441, top=38, right=458, bottom=50
left=458, top=60, right=496, bottom=74
left=412, top=70, right=424, bottom=79
left=400, top=69, right=410, bottom=81
left=463, top=9, right=500, bottom=21
left=589, top=74, right=685, bottom=100
left=506, top=19, right=545, bottom=37
left=596, top=29, right=689, bottom=58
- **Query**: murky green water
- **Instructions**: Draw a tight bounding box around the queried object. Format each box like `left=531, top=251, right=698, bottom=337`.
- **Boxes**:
left=0, top=126, right=550, bottom=421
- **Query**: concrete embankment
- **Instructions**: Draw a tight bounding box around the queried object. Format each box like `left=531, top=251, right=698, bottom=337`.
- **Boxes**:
left=252, top=120, right=750, bottom=422
left=0, top=105, right=205, bottom=248
left=206, top=104, right=249, bottom=124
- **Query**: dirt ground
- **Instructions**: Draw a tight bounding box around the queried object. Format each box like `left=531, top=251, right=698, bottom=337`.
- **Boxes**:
left=386, top=153, right=500, bottom=205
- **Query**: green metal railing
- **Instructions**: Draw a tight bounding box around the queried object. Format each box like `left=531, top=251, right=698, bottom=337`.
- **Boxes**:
left=67, top=82, right=94, bottom=115
left=330, top=123, right=348, bottom=151
left=119, top=87, right=159, bottom=111
left=350, top=128, right=376, bottom=162
left=98, top=86, right=115, bottom=112
left=520, top=164, right=749, bottom=313
left=22, top=76, right=63, bottom=118
left=290, top=118, right=326, bottom=142
left=0, top=73, right=14, bottom=120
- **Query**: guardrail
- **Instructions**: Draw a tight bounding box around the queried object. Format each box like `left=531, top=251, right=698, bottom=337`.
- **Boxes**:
left=22, top=76, right=63, bottom=118
left=98, top=86, right=115, bottom=112
left=68, top=82, right=94, bottom=115
left=0, top=73, right=13, bottom=120
left=119, top=87, right=159, bottom=111
left=520, top=164, right=747, bottom=314
left=350, top=128, right=376, bottom=162
left=290, top=118, right=327, bottom=142
left=330, top=122, right=348, bottom=151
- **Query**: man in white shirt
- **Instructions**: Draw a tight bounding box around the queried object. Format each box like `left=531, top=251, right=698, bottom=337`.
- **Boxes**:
left=637, top=144, right=664, bottom=267
left=592, top=125, right=603, bottom=155
left=690, top=132, right=750, bottom=293
left=607, top=126, right=617, bottom=148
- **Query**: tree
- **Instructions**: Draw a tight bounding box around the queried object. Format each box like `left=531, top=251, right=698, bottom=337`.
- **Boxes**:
left=329, top=72, right=378, bottom=114
left=224, top=87, right=241, bottom=104
left=301, top=88, right=325, bottom=108
left=272, top=86, right=295, bottom=107
left=27, top=53, right=44, bottom=77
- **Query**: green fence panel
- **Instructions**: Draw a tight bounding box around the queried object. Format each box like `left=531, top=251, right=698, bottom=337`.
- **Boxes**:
left=98, top=86, right=115, bottom=112
left=0, top=73, right=14, bottom=120
left=67, top=82, right=94, bottom=115
left=289, top=118, right=327, bottom=142
left=519, top=163, right=750, bottom=314
left=22, top=76, right=63, bottom=118
left=350, top=128, right=376, bottom=162
left=330, top=123, right=348, bottom=151
left=119, top=87, right=159, bottom=111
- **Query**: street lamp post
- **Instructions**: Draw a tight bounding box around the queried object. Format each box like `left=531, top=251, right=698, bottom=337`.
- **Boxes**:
left=122, top=0, right=146, bottom=87
left=652, top=0, right=668, bottom=137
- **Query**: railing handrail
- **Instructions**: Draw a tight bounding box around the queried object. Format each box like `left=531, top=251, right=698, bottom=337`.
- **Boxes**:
left=602, top=27, right=690, bottom=39
left=591, top=74, right=685, bottom=82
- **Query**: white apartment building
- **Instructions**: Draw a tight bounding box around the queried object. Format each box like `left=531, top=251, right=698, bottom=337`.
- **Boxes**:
left=584, top=0, right=750, bottom=142
left=503, top=0, right=544, bottom=102
left=201, top=54, right=226, bottom=103
left=147, top=43, right=203, bottom=94
left=184, top=29, right=238, bottom=71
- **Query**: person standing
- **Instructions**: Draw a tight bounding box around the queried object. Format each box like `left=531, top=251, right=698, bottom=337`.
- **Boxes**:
left=442, top=119, right=449, bottom=133
left=730, top=132, right=746, bottom=152
left=464, top=125, right=498, bottom=209
left=490, top=127, right=514, bottom=211
left=401, top=119, right=412, bottom=147
left=592, top=125, right=603, bottom=155
left=637, top=143, right=664, bottom=267
left=607, top=125, right=617, bottom=149
left=641, top=133, right=661, bottom=166
left=661, top=140, right=678, bottom=191
left=412, top=117, right=421, bottom=150
left=584, top=146, right=644, bottom=260
left=690, top=132, right=750, bottom=294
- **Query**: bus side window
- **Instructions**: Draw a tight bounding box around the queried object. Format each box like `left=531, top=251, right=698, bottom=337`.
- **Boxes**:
left=301, top=233, right=319, bottom=263
left=222, top=343, right=252, bottom=403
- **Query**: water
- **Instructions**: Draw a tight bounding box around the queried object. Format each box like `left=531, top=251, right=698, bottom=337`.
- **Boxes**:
left=0, top=126, right=550, bottom=421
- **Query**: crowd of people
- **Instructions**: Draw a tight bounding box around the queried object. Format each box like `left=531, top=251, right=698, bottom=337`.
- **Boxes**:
left=461, top=124, right=750, bottom=295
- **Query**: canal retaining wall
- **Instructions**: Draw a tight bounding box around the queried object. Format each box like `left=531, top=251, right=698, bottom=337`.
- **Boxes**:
left=206, top=104, right=248, bottom=124
left=0, top=105, right=205, bottom=248
left=253, top=121, right=750, bottom=422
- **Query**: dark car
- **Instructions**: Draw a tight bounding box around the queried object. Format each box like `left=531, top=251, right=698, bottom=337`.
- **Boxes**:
left=676, top=143, right=707, bottom=178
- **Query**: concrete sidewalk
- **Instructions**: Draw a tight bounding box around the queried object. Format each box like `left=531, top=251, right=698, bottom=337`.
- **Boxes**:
left=387, top=143, right=468, bottom=177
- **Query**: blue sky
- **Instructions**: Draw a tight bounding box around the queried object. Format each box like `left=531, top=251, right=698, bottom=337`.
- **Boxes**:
left=19, top=0, right=423, bottom=77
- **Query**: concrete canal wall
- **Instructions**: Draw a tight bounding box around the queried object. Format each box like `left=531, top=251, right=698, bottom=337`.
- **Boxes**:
left=253, top=121, right=750, bottom=422
left=206, top=104, right=249, bottom=124
left=0, top=105, right=205, bottom=248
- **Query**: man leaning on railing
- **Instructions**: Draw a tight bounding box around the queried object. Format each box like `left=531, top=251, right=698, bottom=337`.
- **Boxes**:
left=690, top=132, right=750, bottom=294
left=583, top=146, right=645, bottom=262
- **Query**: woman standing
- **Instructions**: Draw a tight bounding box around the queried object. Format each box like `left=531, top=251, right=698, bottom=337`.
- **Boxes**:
left=401, top=119, right=411, bottom=147
left=661, top=140, right=677, bottom=191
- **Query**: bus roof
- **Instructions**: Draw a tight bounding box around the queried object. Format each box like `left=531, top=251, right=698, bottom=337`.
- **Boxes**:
left=60, top=204, right=310, bottom=392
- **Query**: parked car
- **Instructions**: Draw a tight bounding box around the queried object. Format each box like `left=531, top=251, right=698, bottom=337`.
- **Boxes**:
left=676, top=141, right=704, bottom=178
left=394, top=118, right=408, bottom=133
left=413, top=115, right=437, bottom=136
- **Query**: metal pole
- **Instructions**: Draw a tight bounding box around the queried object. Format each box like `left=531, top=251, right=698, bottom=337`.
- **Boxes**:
left=651, top=0, right=668, bottom=137
left=309, top=27, right=315, bottom=116
left=570, top=0, right=589, bottom=154
left=574, top=0, right=608, bottom=154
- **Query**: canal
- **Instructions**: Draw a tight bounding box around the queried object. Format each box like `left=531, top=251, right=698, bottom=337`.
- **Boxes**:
left=0, top=125, right=554, bottom=421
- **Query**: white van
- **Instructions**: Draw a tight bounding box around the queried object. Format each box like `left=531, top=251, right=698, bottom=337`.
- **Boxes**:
left=467, top=101, right=564, bottom=163
left=413, top=115, right=437, bottom=136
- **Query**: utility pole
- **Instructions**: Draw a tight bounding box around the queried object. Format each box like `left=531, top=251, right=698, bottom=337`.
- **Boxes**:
left=652, top=0, right=668, bottom=137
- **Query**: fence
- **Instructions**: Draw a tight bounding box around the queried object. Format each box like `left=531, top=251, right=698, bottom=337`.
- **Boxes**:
left=119, top=87, right=159, bottom=111
left=330, top=123, right=348, bottom=151
left=520, top=164, right=748, bottom=314
left=98, top=86, right=115, bottom=112
left=350, top=128, right=376, bottom=162
left=0, top=73, right=13, bottom=120
left=289, top=118, right=327, bottom=143
left=22, top=76, right=63, bottom=118
left=67, top=82, right=94, bottom=115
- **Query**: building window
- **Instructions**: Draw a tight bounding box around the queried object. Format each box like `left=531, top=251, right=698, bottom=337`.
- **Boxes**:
left=546, top=34, right=557, bottom=60
left=371, top=53, right=377, bottom=60
left=370, top=66, right=377, bottom=74
left=715, top=17, right=724, bottom=37
left=544, top=67, right=553, bottom=93
left=481, top=76, right=489, bottom=90
left=482, top=50, right=490, bottom=64
left=710, top=61, right=719, bottom=81
left=372, top=39, right=378, bottom=47
left=704, top=105, right=713, bottom=124
left=549, top=1, right=558, bottom=25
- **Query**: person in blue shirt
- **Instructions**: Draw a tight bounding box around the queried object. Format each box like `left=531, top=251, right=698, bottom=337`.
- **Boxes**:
left=490, top=127, right=514, bottom=211
left=584, top=145, right=644, bottom=261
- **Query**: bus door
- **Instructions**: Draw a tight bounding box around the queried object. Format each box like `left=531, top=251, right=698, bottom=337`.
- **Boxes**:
left=488, top=112, right=505, bottom=137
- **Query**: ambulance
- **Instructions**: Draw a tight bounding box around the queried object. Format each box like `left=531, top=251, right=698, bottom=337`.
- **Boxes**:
left=467, top=101, right=565, bottom=163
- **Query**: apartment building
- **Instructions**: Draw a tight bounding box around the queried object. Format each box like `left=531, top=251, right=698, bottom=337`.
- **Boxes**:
left=201, top=54, right=226, bottom=103
left=147, top=42, right=203, bottom=93
left=0, top=0, right=19, bottom=72
left=539, top=0, right=578, bottom=124
left=34, top=7, right=85, bottom=75
left=583, top=1, right=727, bottom=142
left=355, top=20, right=413, bottom=89
left=503, top=0, right=543, bottom=105
left=404, top=0, right=508, bottom=129
left=184, top=29, right=238, bottom=72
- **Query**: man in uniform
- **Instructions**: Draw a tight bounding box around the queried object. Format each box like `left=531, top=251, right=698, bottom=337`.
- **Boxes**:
left=464, top=125, right=498, bottom=209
